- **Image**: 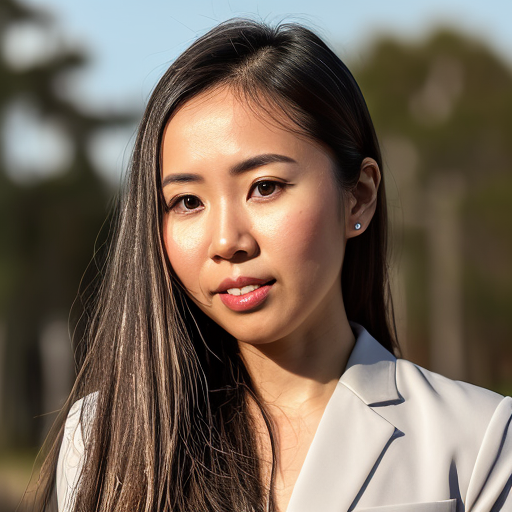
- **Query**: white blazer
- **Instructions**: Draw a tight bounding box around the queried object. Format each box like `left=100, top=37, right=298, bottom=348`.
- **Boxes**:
left=57, top=324, right=512, bottom=511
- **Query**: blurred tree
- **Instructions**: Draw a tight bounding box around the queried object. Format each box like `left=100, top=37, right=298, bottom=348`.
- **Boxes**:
left=0, top=0, right=138, bottom=452
left=353, top=29, right=512, bottom=390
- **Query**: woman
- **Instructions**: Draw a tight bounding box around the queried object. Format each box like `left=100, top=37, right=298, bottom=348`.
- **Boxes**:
left=33, top=19, right=511, bottom=512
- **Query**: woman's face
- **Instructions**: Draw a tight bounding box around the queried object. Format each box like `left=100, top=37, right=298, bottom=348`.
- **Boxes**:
left=161, top=87, right=349, bottom=345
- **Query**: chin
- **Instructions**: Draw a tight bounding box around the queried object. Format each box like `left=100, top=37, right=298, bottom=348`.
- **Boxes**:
left=223, top=318, right=296, bottom=346
left=216, top=324, right=276, bottom=345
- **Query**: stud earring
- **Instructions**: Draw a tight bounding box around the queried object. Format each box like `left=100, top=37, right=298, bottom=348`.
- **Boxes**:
left=355, top=223, right=362, bottom=230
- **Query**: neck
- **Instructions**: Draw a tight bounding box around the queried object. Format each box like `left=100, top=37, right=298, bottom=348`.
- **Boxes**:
left=238, top=300, right=355, bottom=412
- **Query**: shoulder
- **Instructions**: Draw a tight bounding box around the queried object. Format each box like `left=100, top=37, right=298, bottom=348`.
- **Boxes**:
left=393, top=357, right=509, bottom=443
left=395, top=357, right=506, bottom=421
left=345, top=323, right=512, bottom=508
left=395, top=361, right=512, bottom=507
left=347, top=322, right=507, bottom=427
left=56, top=392, right=98, bottom=512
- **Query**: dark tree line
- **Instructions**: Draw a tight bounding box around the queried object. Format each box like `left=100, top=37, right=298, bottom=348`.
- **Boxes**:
left=0, top=0, right=138, bottom=453
left=354, top=29, right=512, bottom=390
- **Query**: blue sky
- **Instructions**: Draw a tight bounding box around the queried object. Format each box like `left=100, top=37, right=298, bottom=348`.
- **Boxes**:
left=8, top=0, right=512, bottom=184
left=19, top=0, right=512, bottom=111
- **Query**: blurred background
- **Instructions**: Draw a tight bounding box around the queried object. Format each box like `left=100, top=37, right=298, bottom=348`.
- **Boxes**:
left=0, top=0, right=511, bottom=508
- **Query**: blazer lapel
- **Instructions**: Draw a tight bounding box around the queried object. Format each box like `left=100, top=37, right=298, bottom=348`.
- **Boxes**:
left=286, top=324, right=403, bottom=512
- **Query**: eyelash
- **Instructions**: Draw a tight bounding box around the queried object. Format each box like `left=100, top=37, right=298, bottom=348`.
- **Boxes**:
left=250, top=179, right=286, bottom=199
left=166, top=179, right=287, bottom=214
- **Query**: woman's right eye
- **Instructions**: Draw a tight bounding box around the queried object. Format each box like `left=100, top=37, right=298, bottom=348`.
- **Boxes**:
left=169, top=195, right=203, bottom=213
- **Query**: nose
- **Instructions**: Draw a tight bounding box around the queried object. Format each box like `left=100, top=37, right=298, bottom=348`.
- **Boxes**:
left=208, top=201, right=259, bottom=262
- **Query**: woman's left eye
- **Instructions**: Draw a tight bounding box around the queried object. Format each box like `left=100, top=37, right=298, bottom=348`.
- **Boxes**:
left=250, top=181, right=283, bottom=198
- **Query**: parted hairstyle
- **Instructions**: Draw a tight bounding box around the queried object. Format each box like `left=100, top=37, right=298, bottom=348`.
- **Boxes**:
left=32, top=18, right=399, bottom=512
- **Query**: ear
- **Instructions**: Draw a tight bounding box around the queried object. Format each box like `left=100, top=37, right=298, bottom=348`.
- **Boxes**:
left=345, top=157, right=381, bottom=239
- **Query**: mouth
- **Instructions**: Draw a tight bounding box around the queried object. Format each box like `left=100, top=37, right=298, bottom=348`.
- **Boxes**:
left=214, top=276, right=275, bottom=294
left=223, top=280, right=275, bottom=296
left=217, top=279, right=276, bottom=312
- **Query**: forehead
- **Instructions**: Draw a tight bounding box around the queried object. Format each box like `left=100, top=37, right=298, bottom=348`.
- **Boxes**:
left=169, top=85, right=295, bottom=127
left=161, top=86, right=324, bottom=169
left=165, top=87, right=290, bottom=139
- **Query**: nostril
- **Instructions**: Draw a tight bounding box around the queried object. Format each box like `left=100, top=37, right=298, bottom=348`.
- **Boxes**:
left=209, top=230, right=260, bottom=262
left=215, top=249, right=250, bottom=264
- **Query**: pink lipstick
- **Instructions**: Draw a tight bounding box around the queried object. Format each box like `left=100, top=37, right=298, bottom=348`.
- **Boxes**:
left=215, top=277, right=275, bottom=312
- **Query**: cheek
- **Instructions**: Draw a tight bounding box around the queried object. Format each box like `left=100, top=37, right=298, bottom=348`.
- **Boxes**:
left=163, top=218, right=206, bottom=293
left=260, top=194, right=344, bottom=276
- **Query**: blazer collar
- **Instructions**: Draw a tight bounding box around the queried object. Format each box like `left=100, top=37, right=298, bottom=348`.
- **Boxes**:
left=285, top=323, right=402, bottom=512
left=340, top=322, right=401, bottom=406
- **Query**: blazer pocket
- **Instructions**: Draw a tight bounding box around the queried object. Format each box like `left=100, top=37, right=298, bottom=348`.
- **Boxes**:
left=355, top=499, right=457, bottom=512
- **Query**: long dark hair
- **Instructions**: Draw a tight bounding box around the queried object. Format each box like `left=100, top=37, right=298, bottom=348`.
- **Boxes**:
left=31, top=18, right=398, bottom=512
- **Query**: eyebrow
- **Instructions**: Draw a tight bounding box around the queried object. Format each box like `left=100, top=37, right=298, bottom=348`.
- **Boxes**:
left=161, top=153, right=297, bottom=188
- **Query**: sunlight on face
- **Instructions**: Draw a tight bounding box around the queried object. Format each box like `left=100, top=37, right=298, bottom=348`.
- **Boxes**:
left=161, top=87, right=348, bottom=345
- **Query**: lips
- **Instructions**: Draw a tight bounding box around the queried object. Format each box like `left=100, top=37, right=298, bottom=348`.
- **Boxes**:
left=214, top=276, right=272, bottom=294
left=214, top=277, right=275, bottom=312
